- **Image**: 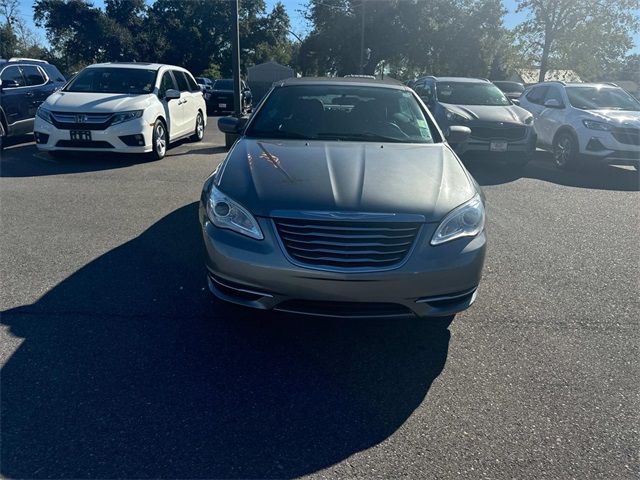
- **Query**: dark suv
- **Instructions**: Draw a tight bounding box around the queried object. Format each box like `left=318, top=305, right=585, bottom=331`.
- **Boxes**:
left=208, top=79, right=252, bottom=114
left=0, top=58, right=66, bottom=149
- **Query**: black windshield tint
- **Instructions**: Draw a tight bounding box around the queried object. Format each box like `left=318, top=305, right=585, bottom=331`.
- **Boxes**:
left=213, top=79, right=233, bottom=90
left=436, top=82, right=510, bottom=106
left=65, top=68, right=156, bottom=94
left=566, top=86, right=640, bottom=111
left=246, top=84, right=436, bottom=143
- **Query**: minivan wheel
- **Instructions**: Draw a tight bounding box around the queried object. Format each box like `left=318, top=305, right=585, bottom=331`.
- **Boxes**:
left=553, top=132, right=579, bottom=169
left=191, top=112, right=205, bottom=142
left=149, top=120, right=167, bottom=160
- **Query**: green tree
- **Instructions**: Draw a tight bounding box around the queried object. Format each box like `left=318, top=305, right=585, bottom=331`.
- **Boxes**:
left=515, top=0, right=640, bottom=82
left=0, top=22, right=17, bottom=58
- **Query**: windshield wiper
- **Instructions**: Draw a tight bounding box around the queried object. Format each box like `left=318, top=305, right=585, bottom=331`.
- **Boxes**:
left=316, top=132, right=406, bottom=143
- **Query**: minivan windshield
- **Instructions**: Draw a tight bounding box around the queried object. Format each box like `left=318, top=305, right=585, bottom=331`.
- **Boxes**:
left=436, top=81, right=511, bottom=106
left=566, top=86, right=640, bottom=111
left=65, top=67, right=156, bottom=94
left=246, top=84, right=437, bottom=143
left=213, top=79, right=233, bottom=90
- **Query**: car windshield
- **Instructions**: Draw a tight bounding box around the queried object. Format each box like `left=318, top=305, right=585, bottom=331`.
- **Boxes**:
left=196, top=78, right=205, bottom=84
left=436, top=81, right=510, bottom=106
left=245, top=84, right=436, bottom=143
left=214, top=79, right=233, bottom=90
left=566, top=86, right=640, bottom=111
left=493, top=81, right=524, bottom=93
left=64, top=67, right=156, bottom=94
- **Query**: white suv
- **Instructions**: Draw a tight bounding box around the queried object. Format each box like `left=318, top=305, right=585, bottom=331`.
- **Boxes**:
left=519, top=82, right=639, bottom=169
left=34, top=62, right=207, bottom=159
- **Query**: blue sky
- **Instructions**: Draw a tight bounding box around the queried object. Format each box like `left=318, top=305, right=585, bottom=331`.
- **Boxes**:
left=15, top=0, right=640, bottom=53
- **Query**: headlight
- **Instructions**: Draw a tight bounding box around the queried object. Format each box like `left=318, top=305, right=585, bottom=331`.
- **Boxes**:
left=431, top=194, right=485, bottom=246
left=582, top=119, right=612, bottom=131
left=110, top=110, right=143, bottom=126
left=445, top=110, right=469, bottom=124
left=524, top=115, right=534, bottom=125
left=36, top=106, right=53, bottom=124
left=206, top=185, right=263, bottom=240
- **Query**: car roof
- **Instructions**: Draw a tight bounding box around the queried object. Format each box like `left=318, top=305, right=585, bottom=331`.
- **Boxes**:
left=429, top=76, right=490, bottom=83
left=0, top=58, right=51, bottom=67
left=275, top=76, right=406, bottom=89
left=87, top=62, right=189, bottom=72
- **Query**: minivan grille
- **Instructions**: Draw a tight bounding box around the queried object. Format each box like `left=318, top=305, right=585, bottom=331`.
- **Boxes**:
left=274, top=217, right=421, bottom=270
left=50, top=111, right=114, bottom=131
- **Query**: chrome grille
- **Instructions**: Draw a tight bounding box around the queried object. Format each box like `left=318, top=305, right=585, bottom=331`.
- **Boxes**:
left=274, top=217, right=421, bottom=270
left=470, top=123, right=527, bottom=141
left=50, top=111, right=114, bottom=130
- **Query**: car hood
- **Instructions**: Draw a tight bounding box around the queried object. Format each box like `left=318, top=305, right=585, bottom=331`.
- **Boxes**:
left=43, top=91, right=155, bottom=112
left=584, top=109, right=640, bottom=127
left=441, top=103, right=531, bottom=124
left=216, top=139, right=477, bottom=221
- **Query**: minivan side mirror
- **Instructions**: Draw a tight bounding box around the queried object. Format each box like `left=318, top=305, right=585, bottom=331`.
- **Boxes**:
left=165, top=89, right=181, bottom=100
left=445, top=125, right=471, bottom=144
left=543, top=98, right=563, bottom=109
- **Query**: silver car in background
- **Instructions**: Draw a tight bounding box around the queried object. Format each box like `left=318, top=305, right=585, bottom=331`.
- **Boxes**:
left=201, top=77, right=486, bottom=319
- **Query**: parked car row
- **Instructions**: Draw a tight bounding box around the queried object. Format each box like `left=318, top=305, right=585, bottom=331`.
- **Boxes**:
left=408, top=75, right=639, bottom=170
left=1, top=58, right=258, bottom=154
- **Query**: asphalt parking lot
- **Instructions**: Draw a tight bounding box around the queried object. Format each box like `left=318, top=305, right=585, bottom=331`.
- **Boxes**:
left=1, top=119, right=638, bottom=479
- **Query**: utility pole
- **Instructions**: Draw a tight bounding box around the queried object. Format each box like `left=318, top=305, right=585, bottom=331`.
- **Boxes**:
left=231, top=0, right=242, bottom=118
left=359, top=0, right=365, bottom=74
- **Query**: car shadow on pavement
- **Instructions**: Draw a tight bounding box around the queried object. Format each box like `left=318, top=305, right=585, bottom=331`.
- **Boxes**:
left=1, top=202, right=451, bottom=479
left=466, top=152, right=639, bottom=192
left=0, top=139, right=164, bottom=178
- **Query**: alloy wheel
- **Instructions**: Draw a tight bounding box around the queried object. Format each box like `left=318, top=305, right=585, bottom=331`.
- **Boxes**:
left=155, top=123, right=166, bottom=157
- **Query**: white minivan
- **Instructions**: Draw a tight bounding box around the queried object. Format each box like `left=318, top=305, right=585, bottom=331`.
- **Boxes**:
left=34, top=62, right=207, bottom=159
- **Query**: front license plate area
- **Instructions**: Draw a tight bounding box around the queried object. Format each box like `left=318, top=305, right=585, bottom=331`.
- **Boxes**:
left=218, top=103, right=227, bottom=109
left=490, top=141, right=508, bottom=152
left=70, top=130, right=92, bottom=142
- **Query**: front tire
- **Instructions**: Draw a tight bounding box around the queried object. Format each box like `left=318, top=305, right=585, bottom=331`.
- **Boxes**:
left=553, top=132, right=579, bottom=170
left=149, top=119, right=167, bottom=160
left=191, top=112, right=205, bottom=142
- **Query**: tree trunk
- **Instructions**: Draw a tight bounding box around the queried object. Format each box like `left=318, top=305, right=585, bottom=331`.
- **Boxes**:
left=539, top=33, right=552, bottom=83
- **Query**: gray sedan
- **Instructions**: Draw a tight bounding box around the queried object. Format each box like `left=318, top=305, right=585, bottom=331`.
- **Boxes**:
left=201, top=77, right=486, bottom=319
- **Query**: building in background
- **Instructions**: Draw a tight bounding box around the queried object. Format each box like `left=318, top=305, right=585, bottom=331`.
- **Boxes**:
left=247, top=61, right=295, bottom=102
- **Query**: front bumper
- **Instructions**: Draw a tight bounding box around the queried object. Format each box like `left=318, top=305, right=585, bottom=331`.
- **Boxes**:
left=455, top=127, right=537, bottom=159
left=578, top=131, right=639, bottom=166
left=34, top=117, right=154, bottom=153
left=199, top=206, right=486, bottom=318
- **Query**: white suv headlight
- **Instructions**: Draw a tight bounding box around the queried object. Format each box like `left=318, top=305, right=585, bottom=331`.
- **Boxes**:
left=36, top=106, right=53, bottom=124
left=206, top=186, right=263, bottom=240
left=431, top=194, right=485, bottom=246
left=111, top=110, right=143, bottom=126
left=582, top=119, right=612, bottom=131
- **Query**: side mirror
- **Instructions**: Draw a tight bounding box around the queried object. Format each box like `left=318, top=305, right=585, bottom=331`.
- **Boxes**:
left=445, top=125, right=471, bottom=144
left=511, top=98, right=520, bottom=106
left=218, top=116, right=246, bottom=134
left=543, top=98, right=563, bottom=109
left=165, top=89, right=180, bottom=100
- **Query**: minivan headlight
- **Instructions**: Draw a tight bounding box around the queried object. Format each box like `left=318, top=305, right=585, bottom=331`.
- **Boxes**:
left=36, top=106, right=53, bottom=124
left=206, top=186, right=263, bottom=240
left=431, top=194, right=485, bottom=246
left=110, top=110, right=143, bottom=125
left=582, top=119, right=612, bottom=131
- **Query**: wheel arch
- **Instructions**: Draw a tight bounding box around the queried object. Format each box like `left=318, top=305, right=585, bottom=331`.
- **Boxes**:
left=552, top=125, right=579, bottom=147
